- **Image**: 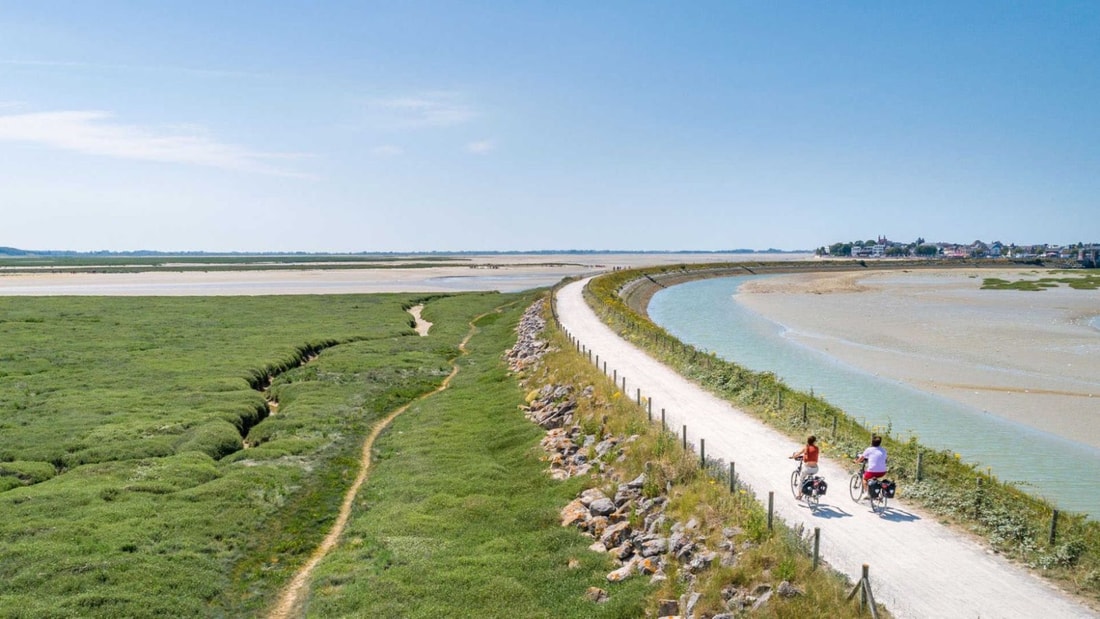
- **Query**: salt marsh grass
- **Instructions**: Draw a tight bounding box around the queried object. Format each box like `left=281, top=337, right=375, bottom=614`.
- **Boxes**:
left=0, top=293, right=513, bottom=616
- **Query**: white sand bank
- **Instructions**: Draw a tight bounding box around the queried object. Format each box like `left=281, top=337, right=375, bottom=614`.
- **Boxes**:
left=0, top=252, right=812, bottom=296
left=737, top=268, right=1100, bottom=449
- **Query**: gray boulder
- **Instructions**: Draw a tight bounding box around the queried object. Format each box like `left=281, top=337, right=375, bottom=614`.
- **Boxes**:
left=589, top=497, right=616, bottom=517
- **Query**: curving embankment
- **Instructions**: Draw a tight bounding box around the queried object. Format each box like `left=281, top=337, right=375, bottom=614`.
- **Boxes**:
left=557, top=277, right=1094, bottom=618
left=266, top=311, right=485, bottom=619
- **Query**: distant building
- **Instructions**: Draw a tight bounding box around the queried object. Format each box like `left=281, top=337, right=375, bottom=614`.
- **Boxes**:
left=1079, top=245, right=1100, bottom=267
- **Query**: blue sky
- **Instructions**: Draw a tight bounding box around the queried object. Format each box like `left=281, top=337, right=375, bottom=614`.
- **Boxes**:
left=1, top=2, right=1097, bottom=252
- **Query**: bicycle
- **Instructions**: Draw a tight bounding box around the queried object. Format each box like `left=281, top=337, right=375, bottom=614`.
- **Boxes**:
left=790, top=456, right=826, bottom=509
left=849, top=459, right=892, bottom=514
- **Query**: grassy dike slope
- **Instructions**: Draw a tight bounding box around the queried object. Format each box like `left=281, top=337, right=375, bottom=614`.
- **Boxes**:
left=306, top=295, right=871, bottom=618
left=0, top=293, right=518, bottom=617
left=298, top=296, right=649, bottom=618
left=587, top=265, right=1100, bottom=604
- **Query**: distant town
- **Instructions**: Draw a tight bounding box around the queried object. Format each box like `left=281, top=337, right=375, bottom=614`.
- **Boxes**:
left=816, top=237, right=1100, bottom=267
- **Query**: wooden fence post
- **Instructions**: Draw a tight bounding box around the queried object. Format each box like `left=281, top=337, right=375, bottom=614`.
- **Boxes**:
left=832, top=415, right=837, bottom=438
left=613, top=369, right=617, bottom=384
left=802, top=402, right=807, bottom=423
left=661, top=408, right=666, bottom=431
left=1049, top=509, right=1059, bottom=545
left=861, top=564, right=869, bottom=613
left=729, top=462, right=736, bottom=493
left=636, top=388, right=641, bottom=405
left=700, top=438, right=706, bottom=469
left=847, top=564, right=878, bottom=617
left=812, top=527, right=821, bottom=570
left=916, top=452, right=924, bottom=481
left=975, top=477, right=983, bottom=520
left=767, top=492, right=774, bottom=530
left=682, top=425, right=687, bottom=451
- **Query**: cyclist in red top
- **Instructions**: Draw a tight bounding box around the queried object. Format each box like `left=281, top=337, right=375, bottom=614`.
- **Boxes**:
left=790, top=435, right=819, bottom=498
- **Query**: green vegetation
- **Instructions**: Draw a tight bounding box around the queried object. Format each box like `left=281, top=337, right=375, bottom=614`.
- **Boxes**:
left=302, top=298, right=650, bottom=618
left=534, top=301, right=871, bottom=617
left=585, top=266, right=1100, bottom=603
left=982, top=270, right=1100, bottom=291
left=0, top=292, right=516, bottom=617
left=298, top=293, right=875, bottom=617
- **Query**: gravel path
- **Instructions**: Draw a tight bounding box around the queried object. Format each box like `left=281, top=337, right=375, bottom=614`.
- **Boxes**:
left=557, top=279, right=1092, bottom=619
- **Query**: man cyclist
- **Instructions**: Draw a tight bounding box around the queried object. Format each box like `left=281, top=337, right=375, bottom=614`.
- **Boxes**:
left=790, top=435, right=819, bottom=499
left=856, top=435, right=887, bottom=496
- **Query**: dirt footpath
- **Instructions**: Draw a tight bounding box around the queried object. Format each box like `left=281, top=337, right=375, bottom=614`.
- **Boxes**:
left=556, top=278, right=1092, bottom=619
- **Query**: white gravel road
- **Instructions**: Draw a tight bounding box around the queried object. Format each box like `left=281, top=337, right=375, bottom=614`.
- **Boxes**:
left=556, top=279, right=1093, bottom=619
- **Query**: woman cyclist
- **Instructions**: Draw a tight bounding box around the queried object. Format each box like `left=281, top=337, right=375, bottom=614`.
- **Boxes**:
left=790, top=435, right=819, bottom=498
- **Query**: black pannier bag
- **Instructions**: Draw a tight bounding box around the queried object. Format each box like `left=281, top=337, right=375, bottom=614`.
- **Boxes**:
left=867, top=478, right=881, bottom=498
left=880, top=479, right=896, bottom=498
left=802, top=477, right=827, bottom=496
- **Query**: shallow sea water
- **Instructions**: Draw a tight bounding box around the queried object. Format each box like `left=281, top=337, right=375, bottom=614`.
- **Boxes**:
left=650, top=276, right=1100, bottom=516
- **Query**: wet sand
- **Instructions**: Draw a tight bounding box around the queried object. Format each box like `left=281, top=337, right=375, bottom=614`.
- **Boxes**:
left=0, top=252, right=811, bottom=295
left=736, top=268, right=1100, bottom=450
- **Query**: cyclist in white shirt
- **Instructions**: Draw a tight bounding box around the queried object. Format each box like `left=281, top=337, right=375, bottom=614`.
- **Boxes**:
left=856, top=435, right=887, bottom=496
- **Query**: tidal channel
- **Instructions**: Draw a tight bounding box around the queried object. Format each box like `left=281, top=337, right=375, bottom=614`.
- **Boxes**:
left=649, top=276, right=1100, bottom=516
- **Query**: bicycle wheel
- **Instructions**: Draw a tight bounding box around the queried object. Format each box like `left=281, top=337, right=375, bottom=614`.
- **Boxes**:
left=791, top=469, right=801, bottom=498
left=848, top=473, right=863, bottom=502
left=871, top=493, right=887, bottom=514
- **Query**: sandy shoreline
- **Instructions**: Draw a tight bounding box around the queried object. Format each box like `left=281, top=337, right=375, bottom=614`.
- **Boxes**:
left=736, top=268, right=1100, bottom=450
left=0, top=253, right=812, bottom=295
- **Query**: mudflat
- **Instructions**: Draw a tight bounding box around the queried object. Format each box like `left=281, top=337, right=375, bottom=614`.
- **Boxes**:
left=0, top=252, right=812, bottom=295
left=736, top=268, right=1100, bottom=450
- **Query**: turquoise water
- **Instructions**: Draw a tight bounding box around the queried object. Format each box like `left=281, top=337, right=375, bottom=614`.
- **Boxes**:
left=649, top=276, right=1100, bottom=516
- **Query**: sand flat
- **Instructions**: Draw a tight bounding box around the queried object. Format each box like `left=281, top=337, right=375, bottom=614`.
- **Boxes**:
left=737, top=268, right=1100, bottom=449
left=0, top=252, right=813, bottom=296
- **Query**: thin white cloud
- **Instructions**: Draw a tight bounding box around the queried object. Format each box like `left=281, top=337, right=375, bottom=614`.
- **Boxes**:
left=370, top=144, right=405, bottom=157
left=1, top=59, right=87, bottom=68
left=0, top=110, right=310, bottom=177
left=1, top=59, right=271, bottom=80
left=466, top=140, right=495, bottom=154
left=365, top=92, right=474, bottom=129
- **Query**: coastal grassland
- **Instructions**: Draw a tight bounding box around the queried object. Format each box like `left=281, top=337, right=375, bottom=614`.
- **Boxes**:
left=0, top=292, right=515, bottom=617
left=306, top=295, right=868, bottom=618
left=982, top=269, right=1100, bottom=291
left=298, top=296, right=650, bottom=618
left=586, top=267, right=1100, bottom=602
